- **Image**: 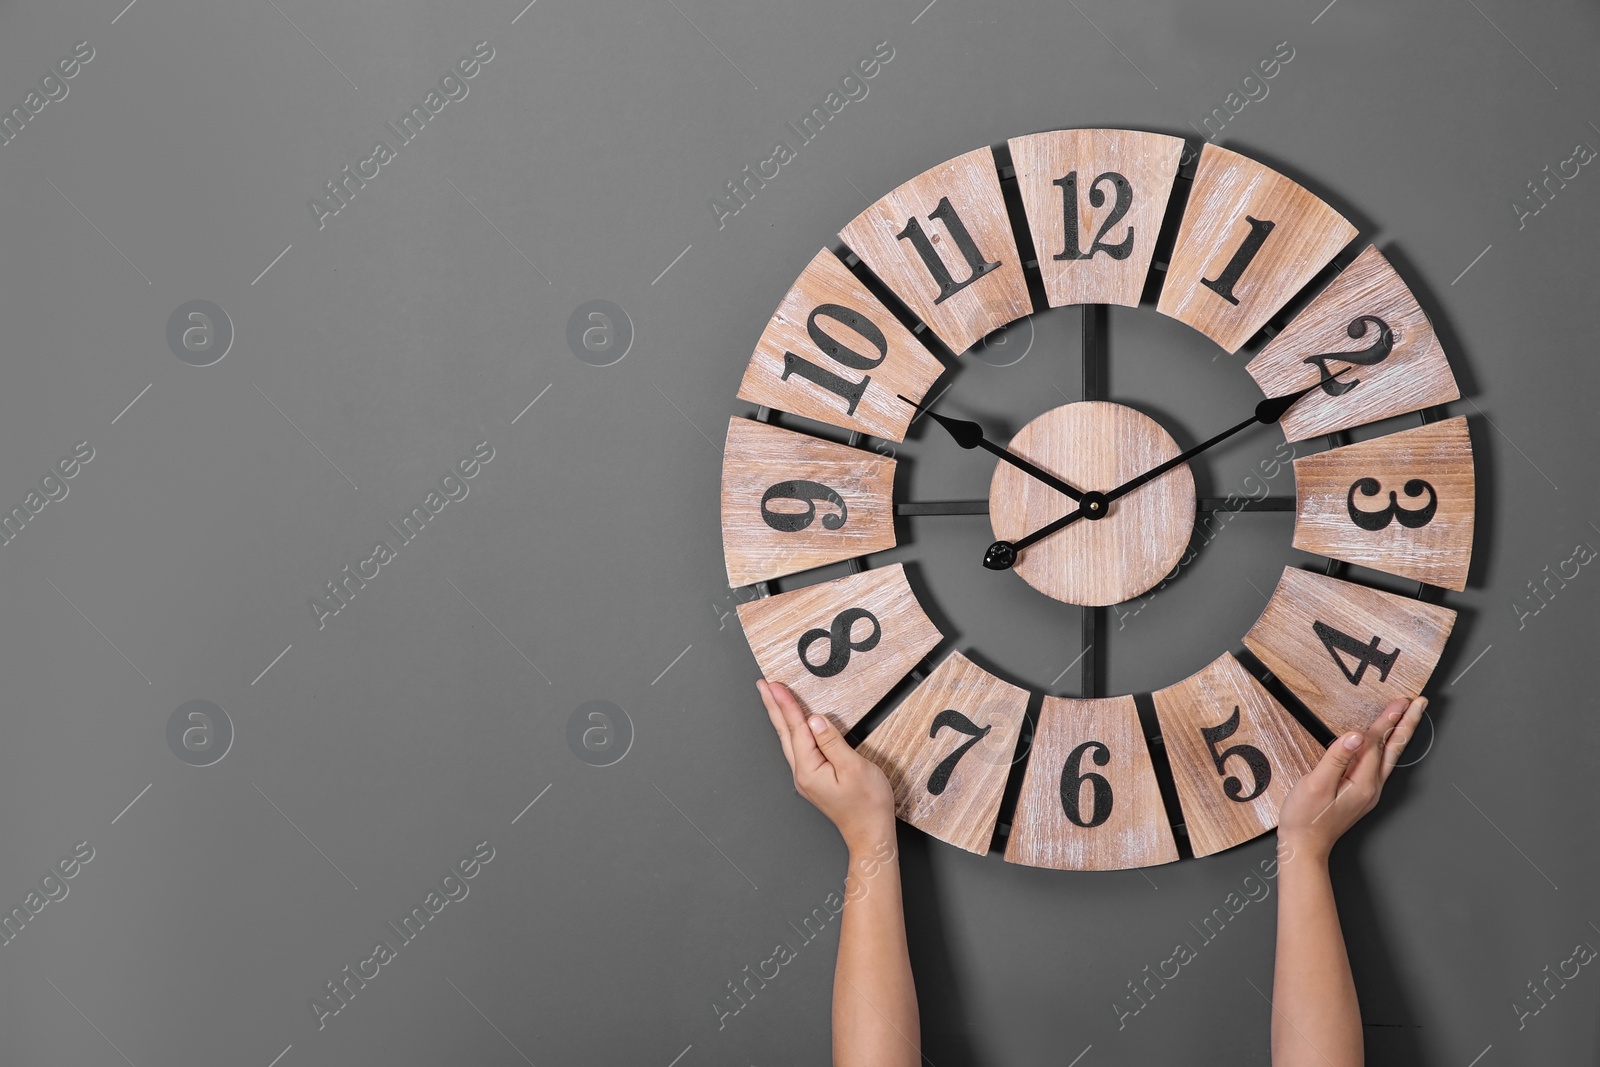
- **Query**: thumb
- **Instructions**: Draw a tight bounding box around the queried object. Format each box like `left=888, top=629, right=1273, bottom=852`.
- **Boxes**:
left=806, top=712, right=851, bottom=767
left=1307, top=731, right=1365, bottom=788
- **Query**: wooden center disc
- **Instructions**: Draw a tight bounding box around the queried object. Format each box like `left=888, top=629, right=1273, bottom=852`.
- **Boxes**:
left=988, top=402, right=1196, bottom=607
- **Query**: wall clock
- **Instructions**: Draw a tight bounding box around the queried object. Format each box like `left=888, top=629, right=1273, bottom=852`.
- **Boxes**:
left=720, top=130, right=1473, bottom=869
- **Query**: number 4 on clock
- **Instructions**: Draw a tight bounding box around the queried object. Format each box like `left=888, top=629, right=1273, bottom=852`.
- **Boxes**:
left=1312, top=620, right=1400, bottom=686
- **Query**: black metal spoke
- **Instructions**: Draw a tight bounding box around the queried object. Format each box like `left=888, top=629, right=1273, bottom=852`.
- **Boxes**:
left=895, top=500, right=989, bottom=516
left=1081, top=304, right=1108, bottom=699
left=1197, top=495, right=1294, bottom=512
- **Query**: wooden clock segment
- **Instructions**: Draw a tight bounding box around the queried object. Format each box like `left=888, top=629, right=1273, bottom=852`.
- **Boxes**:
left=1243, top=567, right=1457, bottom=738
left=856, top=650, right=1031, bottom=855
left=735, top=562, right=943, bottom=733
left=838, top=146, right=1033, bottom=355
left=720, top=417, right=898, bottom=587
left=1004, top=694, right=1179, bottom=870
left=1291, top=417, right=1475, bottom=591
left=1157, top=143, right=1358, bottom=354
left=1151, top=653, right=1325, bottom=859
left=736, top=248, right=946, bottom=444
left=1007, top=128, right=1185, bottom=309
left=1247, top=244, right=1462, bottom=442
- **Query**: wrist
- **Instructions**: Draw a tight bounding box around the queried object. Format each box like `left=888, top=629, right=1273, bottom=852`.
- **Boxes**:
left=845, top=826, right=899, bottom=865
left=1276, top=835, right=1332, bottom=874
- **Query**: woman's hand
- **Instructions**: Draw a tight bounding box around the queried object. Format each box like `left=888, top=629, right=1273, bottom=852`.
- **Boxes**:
left=1277, top=695, right=1428, bottom=863
left=757, top=678, right=896, bottom=855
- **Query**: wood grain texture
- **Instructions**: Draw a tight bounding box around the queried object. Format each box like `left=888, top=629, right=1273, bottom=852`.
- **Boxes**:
left=736, top=248, right=946, bottom=443
left=1008, top=128, right=1185, bottom=308
left=1151, top=653, right=1325, bottom=859
left=735, top=563, right=942, bottom=733
left=1292, top=417, right=1475, bottom=591
left=1246, top=244, right=1461, bottom=442
left=1242, top=567, right=1457, bottom=737
left=1157, top=143, right=1357, bottom=353
left=856, top=650, right=1031, bottom=855
left=839, top=146, right=1033, bottom=355
left=1004, top=694, right=1179, bottom=871
left=989, top=402, right=1195, bottom=606
left=720, top=417, right=898, bottom=587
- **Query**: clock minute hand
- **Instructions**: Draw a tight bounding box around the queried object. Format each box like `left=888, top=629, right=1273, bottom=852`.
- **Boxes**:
left=1102, top=368, right=1353, bottom=506
left=983, top=370, right=1350, bottom=572
left=897, top=394, right=1085, bottom=502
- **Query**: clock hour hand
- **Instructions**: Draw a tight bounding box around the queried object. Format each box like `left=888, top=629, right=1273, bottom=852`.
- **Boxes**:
left=983, top=500, right=1088, bottom=570
left=897, top=394, right=1085, bottom=502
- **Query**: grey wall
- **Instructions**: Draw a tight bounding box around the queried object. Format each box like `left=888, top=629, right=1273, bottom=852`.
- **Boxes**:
left=2, top=0, right=1596, bottom=1064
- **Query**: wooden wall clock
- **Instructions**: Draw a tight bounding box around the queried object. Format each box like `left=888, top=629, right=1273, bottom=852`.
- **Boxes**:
left=721, top=130, right=1473, bottom=869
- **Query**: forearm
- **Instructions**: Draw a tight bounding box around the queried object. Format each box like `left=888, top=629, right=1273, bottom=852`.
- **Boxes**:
left=832, top=838, right=919, bottom=1067
left=1271, top=848, right=1362, bottom=1067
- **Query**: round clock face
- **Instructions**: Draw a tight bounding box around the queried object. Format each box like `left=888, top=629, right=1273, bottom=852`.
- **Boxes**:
left=720, top=130, right=1474, bottom=870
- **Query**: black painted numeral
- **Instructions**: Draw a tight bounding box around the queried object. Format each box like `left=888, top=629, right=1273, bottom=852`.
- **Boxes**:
left=1054, top=171, right=1134, bottom=262
left=894, top=195, right=1001, bottom=305
left=797, top=607, right=882, bottom=678
left=926, top=709, right=992, bottom=796
left=1200, top=214, right=1275, bottom=305
left=760, top=480, right=848, bottom=533
left=1303, top=315, right=1393, bottom=396
left=1060, top=740, right=1114, bottom=828
left=1312, top=621, right=1400, bottom=686
left=1346, top=477, right=1437, bottom=531
left=778, top=302, right=891, bottom=416
left=1201, top=705, right=1272, bottom=802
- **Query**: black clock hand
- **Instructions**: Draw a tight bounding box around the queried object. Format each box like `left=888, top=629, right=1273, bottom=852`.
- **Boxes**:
left=1100, top=369, right=1350, bottom=506
left=897, top=394, right=1084, bottom=502
left=982, top=370, right=1348, bottom=571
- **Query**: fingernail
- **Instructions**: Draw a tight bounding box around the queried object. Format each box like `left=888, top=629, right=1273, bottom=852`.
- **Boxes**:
left=1413, top=696, right=1428, bottom=712
left=1344, top=733, right=1364, bottom=750
left=808, top=714, right=827, bottom=734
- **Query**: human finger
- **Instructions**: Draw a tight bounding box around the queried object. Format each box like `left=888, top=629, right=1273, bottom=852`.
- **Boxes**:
left=1381, top=696, right=1428, bottom=780
left=756, top=679, right=797, bottom=772
left=805, top=709, right=854, bottom=771
left=1341, top=702, right=1402, bottom=803
left=772, top=681, right=831, bottom=782
left=1307, top=729, right=1365, bottom=796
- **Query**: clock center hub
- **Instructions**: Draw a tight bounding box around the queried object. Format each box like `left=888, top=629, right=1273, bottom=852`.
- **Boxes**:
left=987, top=401, right=1197, bottom=607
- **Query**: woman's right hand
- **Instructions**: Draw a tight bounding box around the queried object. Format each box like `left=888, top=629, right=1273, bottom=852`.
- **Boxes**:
left=1277, top=695, right=1428, bottom=863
